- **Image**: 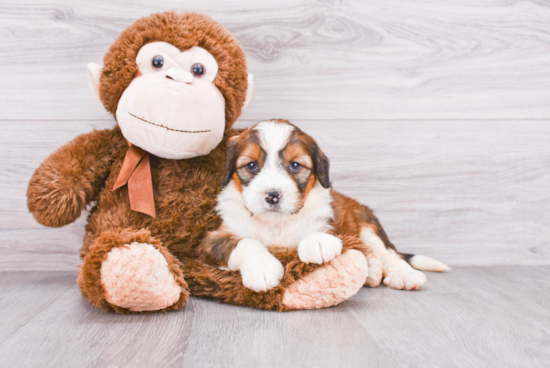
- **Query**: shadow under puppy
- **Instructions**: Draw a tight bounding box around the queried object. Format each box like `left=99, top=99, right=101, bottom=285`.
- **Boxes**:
left=199, top=119, right=448, bottom=296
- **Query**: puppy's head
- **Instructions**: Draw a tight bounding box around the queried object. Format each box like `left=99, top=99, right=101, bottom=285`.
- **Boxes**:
left=223, top=119, right=330, bottom=217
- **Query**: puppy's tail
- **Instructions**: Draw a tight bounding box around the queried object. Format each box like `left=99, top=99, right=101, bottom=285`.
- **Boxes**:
left=401, top=253, right=450, bottom=272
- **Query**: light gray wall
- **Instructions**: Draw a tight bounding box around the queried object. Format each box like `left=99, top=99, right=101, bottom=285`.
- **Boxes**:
left=1, top=0, right=549, bottom=270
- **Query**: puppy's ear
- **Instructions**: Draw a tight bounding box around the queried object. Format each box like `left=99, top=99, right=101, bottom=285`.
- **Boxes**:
left=222, top=135, right=240, bottom=187
left=311, top=139, right=331, bottom=188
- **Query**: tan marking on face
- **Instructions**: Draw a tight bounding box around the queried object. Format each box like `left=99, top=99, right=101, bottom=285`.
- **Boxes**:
left=232, top=173, right=243, bottom=193
left=233, top=130, right=264, bottom=186
left=303, top=174, right=316, bottom=196
left=237, top=142, right=263, bottom=168
left=282, top=144, right=313, bottom=170
left=281, top=137, right=314, bottom=195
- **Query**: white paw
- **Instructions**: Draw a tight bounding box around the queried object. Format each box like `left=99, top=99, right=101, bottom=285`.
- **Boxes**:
left=240, top=251, right=284, bottom=292
left=298, top=232, right=343, bottom=264
left=383, top=259, right=427, bottom=290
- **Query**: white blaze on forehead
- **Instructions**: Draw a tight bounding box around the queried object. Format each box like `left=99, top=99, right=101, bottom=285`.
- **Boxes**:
left=237, top=120, right=299, bottom=217
left=253, top=121, right=295, bottom=167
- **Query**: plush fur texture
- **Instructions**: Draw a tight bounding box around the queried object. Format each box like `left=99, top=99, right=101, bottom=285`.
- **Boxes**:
left=282, top=249, right=368, bottom=309
left=77, top=228, right=189, bottom=313
left=101, top=242, right=183, bottom=312
left=185, top=237, right=368, bottom=311
left=28, top=12, right=373, bottom=313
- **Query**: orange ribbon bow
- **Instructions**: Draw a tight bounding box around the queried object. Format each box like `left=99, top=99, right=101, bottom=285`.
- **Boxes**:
left=113, top=143, right=156, bottom=218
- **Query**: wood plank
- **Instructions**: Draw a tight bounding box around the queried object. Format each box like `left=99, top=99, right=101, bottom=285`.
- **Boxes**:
left=0, top=273, right=396, bottom=367
left=179, top=297, right=395, bottom=368
left=301, top=119, right=550, bottom=267
left=0, top=283, right=196, bottom=367
left=1, top=119, right=548, bottom=270
left=0, top=267, right=549, bottom=367
left=348, top=266, right=550, bottom=367
left=0, top=0, right=548, bottom=120
left=0, top=272, right=75, bottom=345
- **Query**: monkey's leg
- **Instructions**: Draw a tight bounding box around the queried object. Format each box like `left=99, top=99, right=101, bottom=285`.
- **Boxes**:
left=78, top=228, right=189, bottom=313
left=182, top=235, right=369, bottom=311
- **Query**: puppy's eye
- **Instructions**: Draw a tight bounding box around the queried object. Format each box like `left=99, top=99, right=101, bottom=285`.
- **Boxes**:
left=246, top=162, right=258, bottom=173
left=152, top=55, right=164, bottom=70
left=289, top=162, right=302, bottom=172
left=191, top=63, right=205, bottom=77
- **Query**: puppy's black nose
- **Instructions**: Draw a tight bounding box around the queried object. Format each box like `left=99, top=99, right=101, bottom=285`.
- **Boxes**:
left=265, top=190, right=281, bottom=205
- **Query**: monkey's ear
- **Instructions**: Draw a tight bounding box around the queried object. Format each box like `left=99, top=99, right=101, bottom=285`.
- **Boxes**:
left=311, top=140, right=331, bottom=189
left=243, top=74, right=254, bottom=109
left=86, top=62, right=102, bottom=105
left=222, top=137, right=239, bottom=187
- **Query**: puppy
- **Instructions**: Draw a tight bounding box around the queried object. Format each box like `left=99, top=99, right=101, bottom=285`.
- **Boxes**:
left=199, top=119, right=448, bottom=292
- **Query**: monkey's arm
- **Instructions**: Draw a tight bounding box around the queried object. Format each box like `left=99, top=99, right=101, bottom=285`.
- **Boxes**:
left=27, top=127, right=124, bottom=227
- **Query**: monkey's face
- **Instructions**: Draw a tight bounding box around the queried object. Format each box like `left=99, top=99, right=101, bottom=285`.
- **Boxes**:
left=87, top=12, right=253, bottom=159
left=115, top=42, right=225, bottom=159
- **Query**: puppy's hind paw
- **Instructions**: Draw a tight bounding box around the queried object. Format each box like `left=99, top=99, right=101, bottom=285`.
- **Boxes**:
left=383, top=259, right=427, bottom=290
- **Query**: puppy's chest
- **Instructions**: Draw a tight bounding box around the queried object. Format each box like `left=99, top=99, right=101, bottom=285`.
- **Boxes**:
left=234, top=214, right=332, bottom=248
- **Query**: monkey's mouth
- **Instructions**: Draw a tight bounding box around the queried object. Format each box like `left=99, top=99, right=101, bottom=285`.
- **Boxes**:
left=128, top=112, right=211, bottom=133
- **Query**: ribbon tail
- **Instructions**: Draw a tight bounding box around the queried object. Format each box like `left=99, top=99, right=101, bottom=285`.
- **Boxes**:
left=127, top=153, right=156, bottom=218
left=113, top=145, right=147, bottom=190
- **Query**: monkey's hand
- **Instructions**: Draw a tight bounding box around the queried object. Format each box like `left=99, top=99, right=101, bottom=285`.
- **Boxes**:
left=27, top=128, right=124, bottom=227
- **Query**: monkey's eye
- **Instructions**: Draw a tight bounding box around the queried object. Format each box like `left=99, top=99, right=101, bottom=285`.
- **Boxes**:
left=191, top=63, right=205, bottom=77
left=152, top=55, right=164, bottom=70
left=289, top=162, right=302, bottom=173
left=246, top=162, right=259, bottom=173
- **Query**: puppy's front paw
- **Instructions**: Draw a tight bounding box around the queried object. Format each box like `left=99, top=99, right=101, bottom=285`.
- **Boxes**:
left=240, top=252, right=284, bottom=293
left=298, top=232, right=343, bottom=264
left=383, top=259, right=427, bottom=290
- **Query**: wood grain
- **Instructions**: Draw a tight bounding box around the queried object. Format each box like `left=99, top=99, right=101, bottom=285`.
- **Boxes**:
left=0, top=272, right=75, bottom=345
left=0, top=267, right=549, bottom=367
left=348, top=266, right=550, bottom=367
left=0, top=1, right=549, bottom=269
left=2, top=119, right=548, bottom=270
left=0, top=0, right=548, bottom=120
left=297, top=119, right=550, bottom=267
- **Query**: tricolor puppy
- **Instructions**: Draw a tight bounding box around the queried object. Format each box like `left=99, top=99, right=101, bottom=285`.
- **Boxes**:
left=200, top=119, right=449, bottom=293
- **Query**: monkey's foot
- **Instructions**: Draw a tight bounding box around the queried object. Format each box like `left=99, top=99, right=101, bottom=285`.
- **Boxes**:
left=78, top=229, right=189, bottom=313
left=100, top=243, right=183, bottom=311
left=282, top=249, right=368, bottom=310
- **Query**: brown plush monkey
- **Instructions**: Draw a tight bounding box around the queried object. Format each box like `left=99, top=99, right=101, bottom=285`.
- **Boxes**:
left=27, top=12, right=371, bottom=313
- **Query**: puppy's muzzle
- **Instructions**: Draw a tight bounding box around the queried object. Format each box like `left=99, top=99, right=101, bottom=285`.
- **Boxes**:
left=265, top=190, right=281, bottom=205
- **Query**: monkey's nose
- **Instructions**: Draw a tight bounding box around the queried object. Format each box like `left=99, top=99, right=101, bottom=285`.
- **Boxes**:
left=165, top=67, right=193, bottom=83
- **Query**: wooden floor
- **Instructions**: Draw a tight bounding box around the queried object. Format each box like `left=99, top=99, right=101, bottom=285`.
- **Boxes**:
left=0, top=266, right=549, bottom=367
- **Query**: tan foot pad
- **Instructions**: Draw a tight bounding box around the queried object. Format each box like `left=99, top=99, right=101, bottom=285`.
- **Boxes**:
left=101, top=243, right=182, bottom=312
left=282, top=249, right=368, bottom=310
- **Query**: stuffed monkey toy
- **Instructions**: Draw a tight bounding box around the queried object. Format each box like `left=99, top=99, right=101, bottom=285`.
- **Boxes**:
left=27, top=12, right=372, bottom=313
